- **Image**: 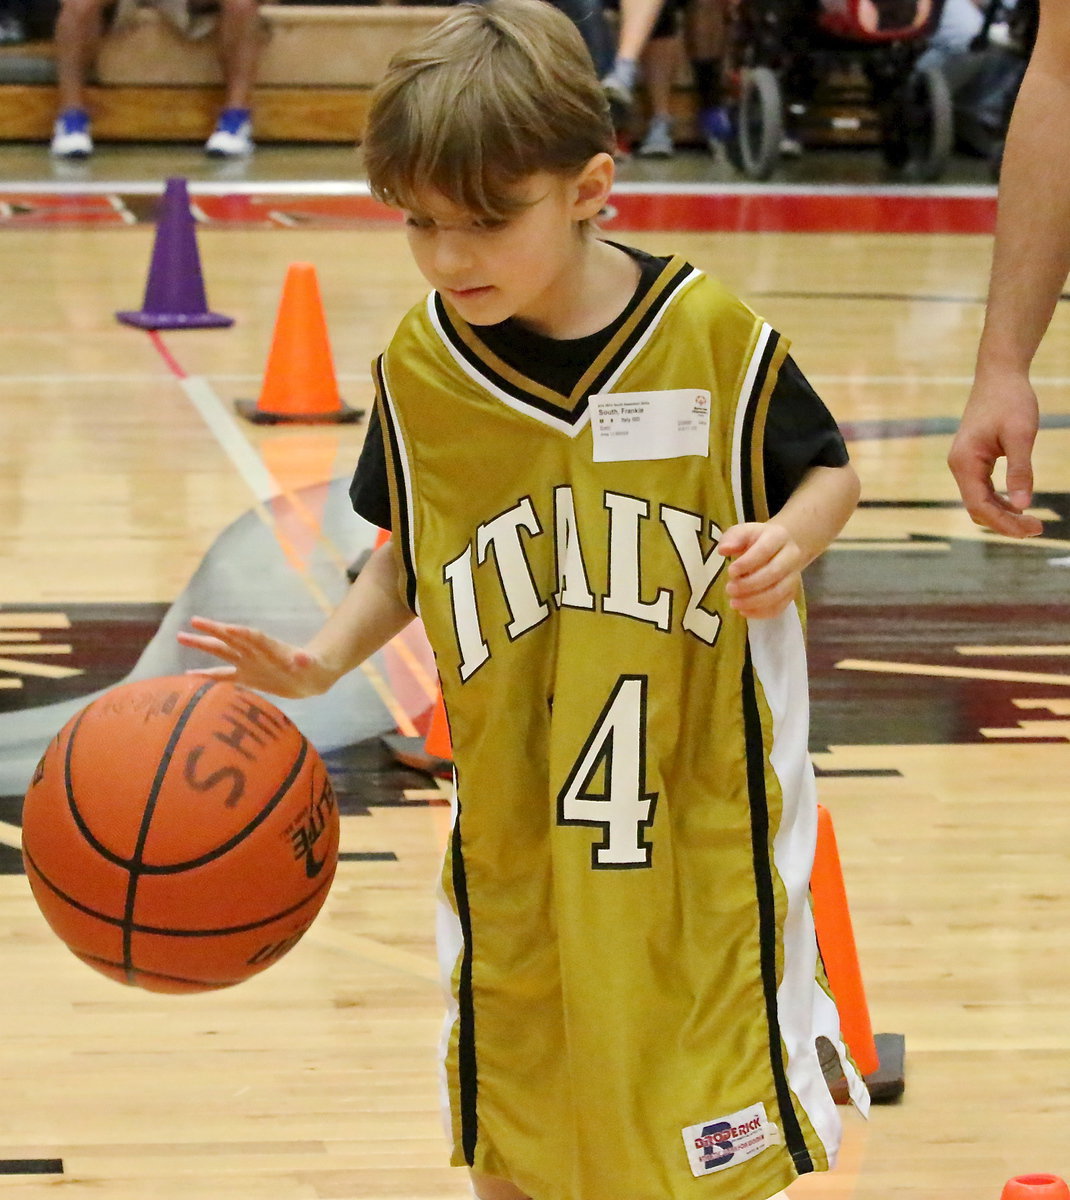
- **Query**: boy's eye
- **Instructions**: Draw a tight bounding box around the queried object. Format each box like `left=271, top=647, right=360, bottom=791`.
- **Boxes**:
left=472, top=217, right=508, bottom=232
left=405, top=216, right=434, bottom=230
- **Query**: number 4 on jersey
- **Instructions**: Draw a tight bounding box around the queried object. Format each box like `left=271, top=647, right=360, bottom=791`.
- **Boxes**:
left=557, top=675, right=658, bottom=869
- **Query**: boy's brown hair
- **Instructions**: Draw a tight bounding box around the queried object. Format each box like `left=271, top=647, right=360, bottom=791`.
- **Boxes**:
left=362, top=0, right=614, bottom=221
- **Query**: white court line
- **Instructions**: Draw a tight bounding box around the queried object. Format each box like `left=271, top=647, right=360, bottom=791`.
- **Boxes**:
left=0, top=179, right=1000, bottom=199
left=810, top=375, right=1070, bottom=386
left=0, top=820, right=23, bottom=851
left=0, top=372, right=373, bottom=386
left=179, top=375, right=279, bottom=504
left=837, top=659, right=1070, bottom=687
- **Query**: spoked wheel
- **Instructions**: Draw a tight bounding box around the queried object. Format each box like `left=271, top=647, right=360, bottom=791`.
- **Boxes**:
left=880, top=62, right=954, bottom=182
left=727, top=66, right=785, bottom=181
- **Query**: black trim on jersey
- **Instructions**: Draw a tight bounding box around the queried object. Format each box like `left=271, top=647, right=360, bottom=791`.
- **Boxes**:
left=450, top=773, right=480, bottom=1164
left=583, top=259, right=695, bottom=401
left=430, top=258, right=697, bottom=428
left=375, top=356, right=418, bottom=611
left=741, top=646, right=814, bottom=1173
left=739, top=330, right=781, bottom=524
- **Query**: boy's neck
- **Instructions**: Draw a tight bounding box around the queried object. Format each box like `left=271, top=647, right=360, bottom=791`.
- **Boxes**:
left=513, top=239, right=642, bottom=341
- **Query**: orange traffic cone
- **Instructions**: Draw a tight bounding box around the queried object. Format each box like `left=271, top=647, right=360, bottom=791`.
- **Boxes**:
left=383, top=687, right=453, bottom=779
left=236, top=262, right=362, bottom=424
left=811, top=804, right=905, bottom=1104
left=812, top=804, right=879, bottom=1078
left=423, top=690, right=452, bottom=761
left=1002, top=1178, right=1070, bottom=1200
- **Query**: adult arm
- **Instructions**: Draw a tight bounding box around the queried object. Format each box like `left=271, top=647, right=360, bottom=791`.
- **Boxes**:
left=948, top=0, right=1070, bottom=536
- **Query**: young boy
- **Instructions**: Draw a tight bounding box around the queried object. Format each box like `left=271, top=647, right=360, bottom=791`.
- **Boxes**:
left=178, top=2, right=866, bottom=1197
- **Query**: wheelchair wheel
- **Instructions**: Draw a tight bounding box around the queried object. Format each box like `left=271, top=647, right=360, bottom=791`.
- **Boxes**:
left=727, top=66, right=784, bottom=181
left=880, top=63, right=954, bottom=182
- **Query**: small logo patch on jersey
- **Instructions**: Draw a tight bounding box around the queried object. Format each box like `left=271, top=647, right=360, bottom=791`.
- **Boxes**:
left=589, top=389, right=710, bottom=462
left=681, top=1102, right=780, bottom=1178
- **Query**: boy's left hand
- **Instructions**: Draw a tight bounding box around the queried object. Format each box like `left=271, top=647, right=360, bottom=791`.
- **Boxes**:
left=717, top=521, right=802, bottom=619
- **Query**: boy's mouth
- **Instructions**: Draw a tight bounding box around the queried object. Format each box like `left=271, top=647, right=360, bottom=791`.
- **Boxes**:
left=447, top=286, right=494, bottom=300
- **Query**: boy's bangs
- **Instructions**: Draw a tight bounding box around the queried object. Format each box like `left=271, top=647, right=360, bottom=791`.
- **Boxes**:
left=371, top=76, right=544, bottom=221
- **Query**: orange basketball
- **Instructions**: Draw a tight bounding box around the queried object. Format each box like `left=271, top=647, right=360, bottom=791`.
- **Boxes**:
left=21, top=674, right=339, bottom=994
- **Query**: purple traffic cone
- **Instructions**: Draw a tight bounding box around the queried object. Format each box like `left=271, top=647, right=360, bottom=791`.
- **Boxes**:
left=117, top=177, right=233, bottom=330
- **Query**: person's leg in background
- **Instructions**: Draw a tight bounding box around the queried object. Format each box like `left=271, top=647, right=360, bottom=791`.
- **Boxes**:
left=636, top=1, right=682, bottom=157
left=600, top=0, right=671, bottom=121
left=50, top=0, right=107, bottom=156
left=204, top=0, right=262, bottom=156
left=686, top=0, right=733, bottom=154
left=552, top=0, right=615, bottom=75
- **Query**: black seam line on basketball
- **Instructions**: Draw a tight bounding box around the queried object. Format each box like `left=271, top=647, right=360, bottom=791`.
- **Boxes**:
left=61, top=683, right=215, bottom=873
left=741, top=646, right=813, bottom=1173
left=72, top=949, right=246, bottom=989
left=135, top=737, right=310, bottom=874
left=22, top=844, right=335, bottom=936
left=121, top=681, right=217, bottom=980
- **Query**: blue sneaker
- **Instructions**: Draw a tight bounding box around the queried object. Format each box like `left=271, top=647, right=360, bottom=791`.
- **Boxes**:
left=50, top=108, right=93, bottom=159
left=205, top=107, right=253, bottom=158
left=699, top=105, right=733, bottom=154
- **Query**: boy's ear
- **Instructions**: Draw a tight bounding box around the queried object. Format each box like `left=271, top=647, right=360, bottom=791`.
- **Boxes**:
left=571, top=152, right=615, bottom=221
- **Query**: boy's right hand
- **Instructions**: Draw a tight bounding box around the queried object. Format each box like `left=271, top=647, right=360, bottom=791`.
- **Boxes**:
left=176, top=616, right=335, bottom=699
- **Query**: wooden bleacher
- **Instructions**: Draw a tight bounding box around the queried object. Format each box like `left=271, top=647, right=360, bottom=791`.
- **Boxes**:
left=0, top=4, right=452, bottom=143
left=0, top=3, right=875, bottom=148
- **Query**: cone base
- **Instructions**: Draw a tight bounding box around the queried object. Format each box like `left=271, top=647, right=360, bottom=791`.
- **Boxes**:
left=234, top=397, right=364, bottom=425
left=117, top=310, right=234, bottom=330
left=382, top=733, right=452, bottom=780
left=825, top=1031, right=905, bottom=1106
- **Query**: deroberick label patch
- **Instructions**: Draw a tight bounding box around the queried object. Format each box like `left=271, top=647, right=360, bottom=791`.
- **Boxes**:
left=681, top=1102, right=781, bottom=1178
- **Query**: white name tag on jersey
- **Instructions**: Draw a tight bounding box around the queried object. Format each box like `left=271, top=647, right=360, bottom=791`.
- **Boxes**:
left=589, top=389, right=710, bottom=462
left=681, top=1102, right=780, bottom=1178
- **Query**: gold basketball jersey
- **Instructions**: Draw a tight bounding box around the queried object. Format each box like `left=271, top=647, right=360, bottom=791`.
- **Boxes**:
left=373, top=253, right=868, bottom=1200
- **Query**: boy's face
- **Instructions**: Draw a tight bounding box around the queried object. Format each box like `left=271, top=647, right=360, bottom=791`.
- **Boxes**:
left=402, top=165, right=609, bottom=334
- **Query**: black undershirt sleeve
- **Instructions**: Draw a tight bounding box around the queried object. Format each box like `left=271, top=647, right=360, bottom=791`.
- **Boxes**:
left=763, top=354, right=850, bottom=515
left=349, top=403, right=392, bottom=531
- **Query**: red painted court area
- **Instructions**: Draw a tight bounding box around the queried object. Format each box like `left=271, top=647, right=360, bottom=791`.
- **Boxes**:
left=0, top=187, right=998, bottom=234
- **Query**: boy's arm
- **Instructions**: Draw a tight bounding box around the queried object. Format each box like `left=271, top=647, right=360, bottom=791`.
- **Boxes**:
left=947, top=0, right=1070, bottom=537
left=718, top=462, right=860, bottom=620
left=177, top=542, right=415, bottom=698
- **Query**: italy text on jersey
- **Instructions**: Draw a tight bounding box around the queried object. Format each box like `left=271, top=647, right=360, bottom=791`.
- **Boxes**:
left=441, top=486, right=727, bottom=683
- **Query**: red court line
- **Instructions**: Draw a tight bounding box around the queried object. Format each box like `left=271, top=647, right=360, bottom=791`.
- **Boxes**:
left=0, top=189, right=998, bottom=235
left=602, top=191, right=998, bottom=234
left=147, top=330, right=188, bottom=380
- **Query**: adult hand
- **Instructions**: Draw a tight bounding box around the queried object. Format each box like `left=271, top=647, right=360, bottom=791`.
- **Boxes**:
left=948, top=371, right=1043, bottom=538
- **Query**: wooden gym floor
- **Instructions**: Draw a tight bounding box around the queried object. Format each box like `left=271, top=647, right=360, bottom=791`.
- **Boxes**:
left=2, top=143, right=1070, bottom=1199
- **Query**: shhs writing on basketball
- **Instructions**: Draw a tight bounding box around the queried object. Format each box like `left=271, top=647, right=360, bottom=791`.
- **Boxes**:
left=20, top=674, right=340, bottom=993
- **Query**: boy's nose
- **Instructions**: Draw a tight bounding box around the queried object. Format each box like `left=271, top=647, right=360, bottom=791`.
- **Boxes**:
left=432, top=231, right=474, bottom=278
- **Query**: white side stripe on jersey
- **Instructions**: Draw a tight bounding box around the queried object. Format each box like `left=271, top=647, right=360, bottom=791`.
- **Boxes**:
left=731, top=322, right=871, bottom=1159
left=730, top=321, right=774, bottom=528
